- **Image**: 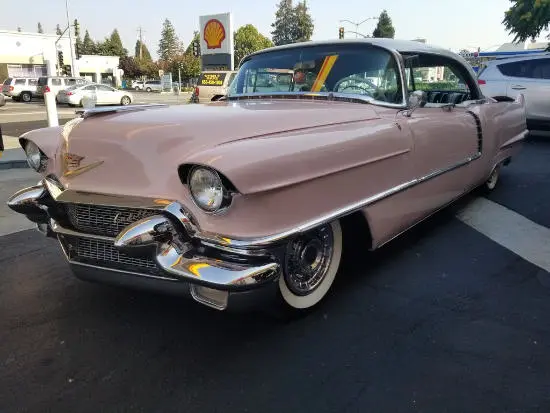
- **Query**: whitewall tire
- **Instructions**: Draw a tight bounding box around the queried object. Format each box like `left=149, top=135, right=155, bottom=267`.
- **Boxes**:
left=278, top=219, right=343, bottom=311
left=484, top=164, right=500, bottom=192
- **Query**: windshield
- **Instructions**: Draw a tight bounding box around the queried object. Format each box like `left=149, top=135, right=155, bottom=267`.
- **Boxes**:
left=228, top=44, right=403, bottom=105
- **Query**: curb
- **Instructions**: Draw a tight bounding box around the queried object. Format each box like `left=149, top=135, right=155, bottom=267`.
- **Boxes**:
left=0, top=159, right=29, bottom=170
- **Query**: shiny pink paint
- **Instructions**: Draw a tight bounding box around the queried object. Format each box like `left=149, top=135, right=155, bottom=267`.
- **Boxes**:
left=22, top=96, right=527, bottom=247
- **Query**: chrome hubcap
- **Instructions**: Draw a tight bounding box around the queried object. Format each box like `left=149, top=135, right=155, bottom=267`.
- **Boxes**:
left=284, top=224, right=334, bottom=296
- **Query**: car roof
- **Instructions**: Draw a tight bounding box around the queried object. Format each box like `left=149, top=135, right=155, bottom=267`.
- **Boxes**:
left=482, top=52, right=550, bottom=66
left=247, top=38, right=470, bottom=66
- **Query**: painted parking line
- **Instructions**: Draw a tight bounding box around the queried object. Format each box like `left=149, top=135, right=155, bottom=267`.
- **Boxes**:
left=456, top=197, right=550, bottom=273
left=0, top=111, right=76, bottom=116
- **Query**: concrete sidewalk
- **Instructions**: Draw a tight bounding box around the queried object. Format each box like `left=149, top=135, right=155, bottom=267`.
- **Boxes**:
left=0, top=168, right=39, bottom=236
left=0, top=135, right=27, bottom=170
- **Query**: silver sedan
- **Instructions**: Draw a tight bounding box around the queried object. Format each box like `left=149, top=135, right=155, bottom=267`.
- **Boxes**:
left=57, top=83, right=133, bottom=107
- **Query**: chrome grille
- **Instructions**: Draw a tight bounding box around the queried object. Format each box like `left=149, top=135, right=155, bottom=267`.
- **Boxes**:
left=65, top=203, right=158, bottom=237
left=65, top=236, right=164, bottom=276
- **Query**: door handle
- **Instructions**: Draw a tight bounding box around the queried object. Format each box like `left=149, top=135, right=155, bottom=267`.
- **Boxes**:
left=511, top=85, right=526, bottom=90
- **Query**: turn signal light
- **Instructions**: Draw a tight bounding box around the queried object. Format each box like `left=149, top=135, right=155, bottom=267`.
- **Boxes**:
left=44, top=86, right=51, bottom=93
left=477, top=79, right=486, bottom=85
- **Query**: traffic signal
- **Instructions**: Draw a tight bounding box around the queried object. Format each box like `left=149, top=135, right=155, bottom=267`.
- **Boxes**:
left=63, top=65, right=72, bottom=76
left=73, top=19, right=80, bottom=37
left=339, top=27, right=344, bottom=39
left=58, top=51, right=64, bottom=68
left=192, top=40, right=200, bottom=57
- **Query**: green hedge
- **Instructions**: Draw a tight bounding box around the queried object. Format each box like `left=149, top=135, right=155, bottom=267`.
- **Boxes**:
left=414, top=82, right=464, bottom=91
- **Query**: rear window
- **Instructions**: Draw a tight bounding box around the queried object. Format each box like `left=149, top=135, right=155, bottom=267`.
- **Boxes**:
left=51, top=78, right=62, bottom=86
left=3, top=78, right=13, bottom=85
left=38, top=77, right=48, bottom=86
left=198, top=72, right=227, bottom=86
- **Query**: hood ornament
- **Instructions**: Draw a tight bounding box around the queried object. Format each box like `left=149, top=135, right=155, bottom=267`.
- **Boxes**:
left=62, top=153, right=103, bottom=178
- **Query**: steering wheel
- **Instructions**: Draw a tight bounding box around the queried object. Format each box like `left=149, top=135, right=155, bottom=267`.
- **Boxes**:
left=333, top=78, right=374, bottom=96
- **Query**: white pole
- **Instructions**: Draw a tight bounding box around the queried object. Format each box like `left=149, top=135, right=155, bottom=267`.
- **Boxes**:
left=65, top=0, right=77, bottom=76
left=44, top=91, right=59, bottom=127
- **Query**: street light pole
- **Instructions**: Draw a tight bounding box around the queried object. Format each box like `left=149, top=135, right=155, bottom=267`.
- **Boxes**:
left=65, top=0, right=77, bottom=76
left=339, top=17, right=378, bottom=38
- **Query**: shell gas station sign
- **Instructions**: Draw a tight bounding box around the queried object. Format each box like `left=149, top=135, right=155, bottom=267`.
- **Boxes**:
left=199, top=12, right=234, bottom=71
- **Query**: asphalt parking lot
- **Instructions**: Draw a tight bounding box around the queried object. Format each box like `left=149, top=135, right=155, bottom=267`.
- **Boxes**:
left=1, top=136, right=549, bottom=412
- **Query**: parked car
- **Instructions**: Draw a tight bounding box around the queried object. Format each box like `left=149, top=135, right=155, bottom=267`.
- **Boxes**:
left=0, top=92, right=5, bottom=107
left=7, top=38, right=527, bottom=316
left=192, top=70, right=237, bottom=103
left=57, top=83, right=133, bottom=107
left=132, top=80, right=144, bottom=90
left=143, top=80, right=162, bottom=92
left=36, top=76, right=89, bottom=99
left=477, top=53, right=550, bottom=130
left=2, top=77, right=39, bottom=102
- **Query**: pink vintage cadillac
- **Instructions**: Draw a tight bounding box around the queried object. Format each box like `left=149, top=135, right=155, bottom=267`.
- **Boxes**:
left=7, top=39, right=527, bottom=315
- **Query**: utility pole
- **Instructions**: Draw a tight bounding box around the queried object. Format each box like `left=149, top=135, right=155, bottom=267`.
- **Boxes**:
left=137, top=26, right=144, bottom=60
left=65, top=0, right=77, bottom=76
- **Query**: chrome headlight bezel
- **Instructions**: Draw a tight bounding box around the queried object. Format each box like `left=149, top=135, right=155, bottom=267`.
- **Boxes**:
left=187, top=166, right=233, bottom=213
left=24, top=141, right=48, bottom=172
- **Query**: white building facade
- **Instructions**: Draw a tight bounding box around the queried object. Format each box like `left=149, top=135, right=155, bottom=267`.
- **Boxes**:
left=0, top=30, right=121, bottom=86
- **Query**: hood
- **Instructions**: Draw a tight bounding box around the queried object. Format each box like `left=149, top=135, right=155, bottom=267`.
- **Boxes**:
left=41, top=99, right=383, bottom=199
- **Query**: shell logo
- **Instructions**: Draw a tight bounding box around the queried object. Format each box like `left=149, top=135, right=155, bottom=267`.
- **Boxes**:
left=203, top=19, right=226, bottom=49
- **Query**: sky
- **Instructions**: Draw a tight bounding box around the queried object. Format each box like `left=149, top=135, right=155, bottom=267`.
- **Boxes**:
left=3, top=0, right=549, bottom=59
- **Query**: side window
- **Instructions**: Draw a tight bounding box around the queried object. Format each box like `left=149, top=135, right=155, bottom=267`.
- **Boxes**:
left=83, top=85, right=97, bottom=91
left=530, top=58, right=550, bottom=80
left=498, top=61, right=529, bottom=78
left=51, top=78, right=62, bottom=86
left=98, top=85, right=113, bottom=91
left=14, top=79, right=26, bottom=85
left=406, top=54, right=474, bottom=103
left=28, top=79, right=38, bottom=86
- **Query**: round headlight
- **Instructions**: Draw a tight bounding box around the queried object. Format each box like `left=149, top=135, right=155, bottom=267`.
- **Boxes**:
left=188, top=167, right=225, bottom=212
left=25, top=141, right=48, bottom=172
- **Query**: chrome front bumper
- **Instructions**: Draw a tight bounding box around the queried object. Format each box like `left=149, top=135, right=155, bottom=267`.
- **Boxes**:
left=7, top=183, right=282, bottom=311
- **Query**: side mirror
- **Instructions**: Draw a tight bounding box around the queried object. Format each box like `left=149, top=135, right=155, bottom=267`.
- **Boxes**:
left=407, top=90, right=427, bottom=114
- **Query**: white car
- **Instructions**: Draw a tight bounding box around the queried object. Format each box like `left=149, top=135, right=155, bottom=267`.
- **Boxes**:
left=57, top=83, right=133, bottom=107
left=477, top=54, right=550, bottom=131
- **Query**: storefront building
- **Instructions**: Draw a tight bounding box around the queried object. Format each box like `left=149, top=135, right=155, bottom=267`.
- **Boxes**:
left=0, top=30, right=121, bottom=86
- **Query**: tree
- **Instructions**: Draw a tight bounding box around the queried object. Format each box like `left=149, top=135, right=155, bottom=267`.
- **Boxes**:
left=82, top=30, right=95, bottom=54
left=119, top=56, right=142, bottom=79
left=271, top=0, right=296, bottom=45
left=185, top=31, right=200, bottom=54
left=271, top=0, right=315, bottom=46
left=234, top=24, right=273, bottom=67
left=294, top=1, right=314, bottom=42
left=56, top=24, right=62, bottom=36
left=171, top=53, right=201, bottom=80
left=108, top=29, right=127, bottom=56
left=135, top=40, right=152, bottom=61
left=372, top=10, right=395, bottom=38
left=37, top=22, right=44, bottom=34
left=503, top=0, right=550, bottom=49
left=158, top=19, right=182, bottom=62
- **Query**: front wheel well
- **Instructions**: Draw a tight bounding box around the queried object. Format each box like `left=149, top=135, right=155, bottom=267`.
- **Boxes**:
left=339, top=210, right=373, bottom=253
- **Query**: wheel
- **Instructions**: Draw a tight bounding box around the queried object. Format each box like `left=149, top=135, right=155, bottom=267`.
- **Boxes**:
left=20, top=92, right=32, bottom=103
left=146, top=87, right=152, bottom=92
left=120, top=96, right=131, bottom=105
left=271, top=220, right=343, bottom=319
left=483, top=164, right=500, bottom=192
left=134, top=87, right=140, bottom=91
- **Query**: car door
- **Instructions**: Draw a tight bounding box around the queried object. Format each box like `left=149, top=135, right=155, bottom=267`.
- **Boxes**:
left=498, top=57, right=550, bottom=124
left=405, top=56, right=480, bottom=213
left=96, top=84, right=117, bottom=104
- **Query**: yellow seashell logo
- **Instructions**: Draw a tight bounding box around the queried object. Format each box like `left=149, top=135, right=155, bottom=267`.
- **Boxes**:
left=203, top=19, right=226, bottom=49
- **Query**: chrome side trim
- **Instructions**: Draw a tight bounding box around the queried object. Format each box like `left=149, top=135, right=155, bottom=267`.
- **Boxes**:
left=197, top=153, right=480, bottom=249
left=75, top=104, right=168, bottom=118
